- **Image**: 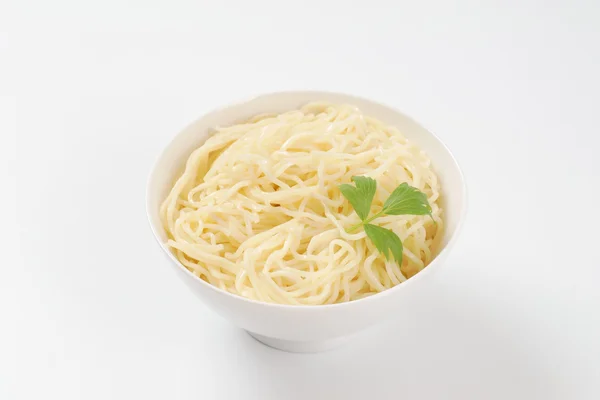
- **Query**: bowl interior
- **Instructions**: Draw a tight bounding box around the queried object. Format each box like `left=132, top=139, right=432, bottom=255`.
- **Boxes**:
left=147, top=91, right=465, bottom=278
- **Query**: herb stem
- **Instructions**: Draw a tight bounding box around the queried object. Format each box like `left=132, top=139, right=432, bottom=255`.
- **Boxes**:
left=347, top=211, right=384, bottom=233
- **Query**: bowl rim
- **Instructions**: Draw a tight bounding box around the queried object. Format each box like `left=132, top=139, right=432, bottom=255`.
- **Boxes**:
left=146, top=90, right=468, bottom=310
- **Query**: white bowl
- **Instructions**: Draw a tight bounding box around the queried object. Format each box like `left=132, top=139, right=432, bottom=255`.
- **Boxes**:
left=146, top=91, right=467, bottom=353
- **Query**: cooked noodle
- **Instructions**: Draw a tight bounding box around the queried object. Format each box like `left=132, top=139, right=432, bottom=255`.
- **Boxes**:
left=161, top=102, right=443, bottom=305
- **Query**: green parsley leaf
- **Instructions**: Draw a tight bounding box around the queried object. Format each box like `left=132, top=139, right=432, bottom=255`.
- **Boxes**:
left=363, top=224, right=403, bottom=264
left=339, top=177, right=432, bottom=264
left=338, top=176, right=377, bottom=221
left=382, top=183, right=432, bottom=217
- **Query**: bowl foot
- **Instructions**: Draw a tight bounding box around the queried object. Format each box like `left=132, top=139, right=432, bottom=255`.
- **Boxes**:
left=247, top=331, right=350, bottom=353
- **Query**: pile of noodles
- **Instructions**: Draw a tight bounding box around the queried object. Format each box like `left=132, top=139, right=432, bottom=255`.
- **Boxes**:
left=161, top=102, right=443, bottom=305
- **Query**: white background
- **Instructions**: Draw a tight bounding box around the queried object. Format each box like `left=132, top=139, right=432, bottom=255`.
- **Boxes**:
left=2, top=0, right=600, bottom=399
